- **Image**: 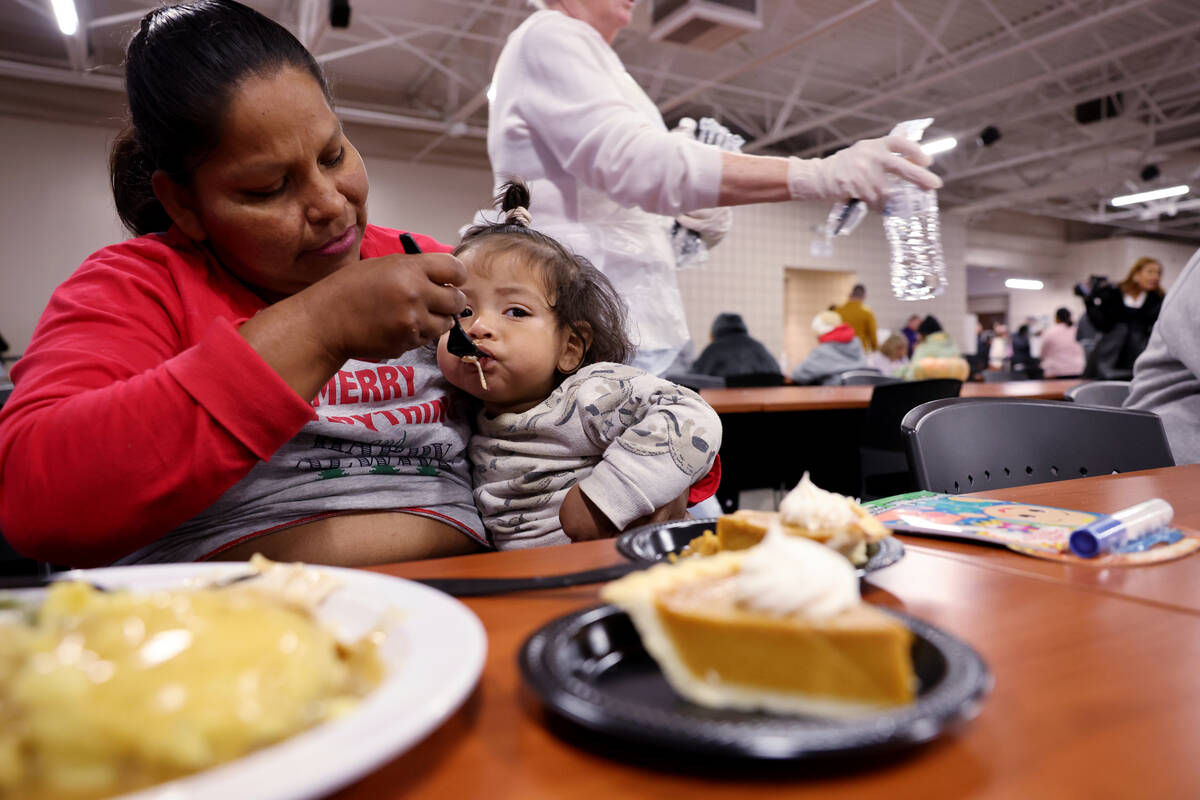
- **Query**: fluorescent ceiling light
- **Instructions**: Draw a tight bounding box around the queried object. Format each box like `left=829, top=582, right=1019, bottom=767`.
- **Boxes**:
left=1110, top=184, right=1189, bottom=207
left=1005, top=278, right=1044, bottom=290
left=921, top=137, right=957, bottom=156
left=50, top=0, right=78, bottom=35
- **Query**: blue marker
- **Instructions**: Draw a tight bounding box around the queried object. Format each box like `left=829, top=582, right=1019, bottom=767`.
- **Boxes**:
left=1068, top=498, right=1174, bottom=558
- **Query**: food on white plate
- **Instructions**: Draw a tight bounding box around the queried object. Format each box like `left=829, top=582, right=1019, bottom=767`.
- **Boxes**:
left=0, top=556, right=383, bottom=800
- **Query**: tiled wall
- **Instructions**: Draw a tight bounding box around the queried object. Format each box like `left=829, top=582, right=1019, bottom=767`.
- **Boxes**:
left=678, top=199, right=969, bottom=372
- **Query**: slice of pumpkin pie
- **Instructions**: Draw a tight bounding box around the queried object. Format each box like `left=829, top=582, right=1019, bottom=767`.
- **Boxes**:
left=602, top=527, right=915, bottom=717
left=716, top=473, right=890, bottom=565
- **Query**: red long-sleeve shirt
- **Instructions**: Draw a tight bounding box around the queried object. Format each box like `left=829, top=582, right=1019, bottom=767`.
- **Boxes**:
left=0, top=225, right=451, bottom=566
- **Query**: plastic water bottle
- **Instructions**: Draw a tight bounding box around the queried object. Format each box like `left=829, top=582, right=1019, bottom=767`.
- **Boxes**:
left=671, top=117, right=744, bottom=270
left=883, top=118, right=946, bottom=300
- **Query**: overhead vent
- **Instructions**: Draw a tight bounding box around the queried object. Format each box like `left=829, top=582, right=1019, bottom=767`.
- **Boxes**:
left=648, top=0, right=762, bottom=50
left=1074, top=93, right=1124, bottom=125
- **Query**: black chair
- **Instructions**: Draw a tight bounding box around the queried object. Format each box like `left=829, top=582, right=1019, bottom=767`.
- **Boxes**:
left=832, top=369, right=898, bottom=386
left=902, top=397, right=1174, bottom=494
left=859, top=379, right=963, bottom=500
left=724, top=372, right=785, bottom=388
left=664, top=372, right=726, bottom=391
left=1065, top=380, right=1131, bottom=407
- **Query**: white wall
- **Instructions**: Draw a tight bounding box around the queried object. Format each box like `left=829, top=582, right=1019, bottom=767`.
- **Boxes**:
left=0, top=117, right=126, bottom=356
left=0, top=114, right=494, bottom=355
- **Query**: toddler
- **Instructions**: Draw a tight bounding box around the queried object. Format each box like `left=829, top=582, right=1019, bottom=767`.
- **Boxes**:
left=437, top=181, right=722, bottom=549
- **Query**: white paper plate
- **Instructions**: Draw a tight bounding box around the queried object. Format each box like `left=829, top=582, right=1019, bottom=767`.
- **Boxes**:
left=10, top=562, right=487, bottom=800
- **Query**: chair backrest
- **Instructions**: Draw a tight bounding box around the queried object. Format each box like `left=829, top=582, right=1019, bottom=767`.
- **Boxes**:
left=902, top=397, right=1174, bottom=493
left=860, top=378, right=963, bottom=452
left=1065, top=380, right=1131, bottom=408
left=833, top=369, right=898, bottom=386
left=724, top=372, right=785, bottom=388
left=664, top=372, right=726, bottom=391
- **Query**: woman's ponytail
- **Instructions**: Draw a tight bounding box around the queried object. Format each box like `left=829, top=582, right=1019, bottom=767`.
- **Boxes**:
left=109, top=127, right=173, bottom=236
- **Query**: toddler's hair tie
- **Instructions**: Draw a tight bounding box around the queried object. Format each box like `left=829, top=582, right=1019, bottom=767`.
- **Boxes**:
left=506, top=206, right=532, bottom=227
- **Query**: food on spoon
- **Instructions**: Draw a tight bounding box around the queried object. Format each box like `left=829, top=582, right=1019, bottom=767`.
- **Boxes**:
left=602, top=526, right=915, bottom=716
left=0, top=556, right=382, bottom=800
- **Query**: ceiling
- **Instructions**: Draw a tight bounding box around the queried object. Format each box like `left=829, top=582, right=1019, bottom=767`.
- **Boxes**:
left=3, top=0, right=1200, bottom=240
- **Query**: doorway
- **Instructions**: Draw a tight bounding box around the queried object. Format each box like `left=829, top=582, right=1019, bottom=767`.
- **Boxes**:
left=783, top=267, right=857, bottom=371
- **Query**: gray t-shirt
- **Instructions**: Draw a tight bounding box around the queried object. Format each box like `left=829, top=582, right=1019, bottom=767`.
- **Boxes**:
left=1125, top=247, right=1200, bottom=464
left=116, top=345, right=483, bottom=563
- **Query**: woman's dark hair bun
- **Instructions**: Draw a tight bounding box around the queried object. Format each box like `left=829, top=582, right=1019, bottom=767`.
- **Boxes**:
left=110, top=127, right=174, bottom=236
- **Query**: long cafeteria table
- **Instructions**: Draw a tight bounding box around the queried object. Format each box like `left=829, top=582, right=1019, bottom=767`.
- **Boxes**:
left=339, top=464, right=1200, bottom=800
left=699, top=378, right=1085, bottom=414
left=697, top=378, right=1085, bottom=502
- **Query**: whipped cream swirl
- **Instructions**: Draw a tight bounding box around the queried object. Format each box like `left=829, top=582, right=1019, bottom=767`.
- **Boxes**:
left=732, top=524, right=860, bottom=618
left=778, top=471, right=858, bottom=531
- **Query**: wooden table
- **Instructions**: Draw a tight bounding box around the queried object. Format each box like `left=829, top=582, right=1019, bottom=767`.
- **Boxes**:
left=699, top=379, right=1085, bottom=501
left=906, top=464, right=1200, bottom=614
left=700, top=379, right=1085, bottom=414
left=333, top=465, right=1200, bottom=799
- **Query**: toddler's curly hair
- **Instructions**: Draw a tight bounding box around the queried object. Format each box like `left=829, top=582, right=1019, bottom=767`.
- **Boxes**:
left=455, top=178, right=633, bottom=372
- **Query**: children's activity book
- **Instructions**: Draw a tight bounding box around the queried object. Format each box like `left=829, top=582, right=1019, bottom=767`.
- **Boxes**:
left=863, top=491, right=1199, bottom=565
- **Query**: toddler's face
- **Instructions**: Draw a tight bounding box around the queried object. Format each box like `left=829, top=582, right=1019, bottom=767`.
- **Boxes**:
left=437, top=251, right=584, bottom=415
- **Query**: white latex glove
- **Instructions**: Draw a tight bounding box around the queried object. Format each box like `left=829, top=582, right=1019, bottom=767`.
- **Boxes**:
left=677, top=206, right=733, bottom=248
left=786, top=134, right=942, bottom=211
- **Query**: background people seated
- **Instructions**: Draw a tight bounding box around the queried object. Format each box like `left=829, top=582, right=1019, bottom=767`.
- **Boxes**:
left=691, top=313, right=782, bottom=381
left=903, top=315, right=970, bottom=381
left=791, top=311, right=868, bottom=385
left=1009, top=324, right=1041, bottom=377
left=866, top=333, right=910, bottom=378
left=901, top=314, right=922, bottom=357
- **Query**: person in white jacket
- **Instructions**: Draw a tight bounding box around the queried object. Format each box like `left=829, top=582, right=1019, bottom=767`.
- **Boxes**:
left=488, top=0, right=941, bottom=375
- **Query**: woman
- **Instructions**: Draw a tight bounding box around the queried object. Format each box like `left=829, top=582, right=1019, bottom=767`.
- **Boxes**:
left=1038, top=308, right=1086, bottom=378
left=1085, top=257, right=1165, bottom=379
left=0, top=1, right=485, bottom=567
left=1126, top=248, right=1200, bottom=463
left=903, top=316, right=969, bottom=381
left=790, top=311, right=868, bottom=385
left=488, top=0, right=941, bottom=375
